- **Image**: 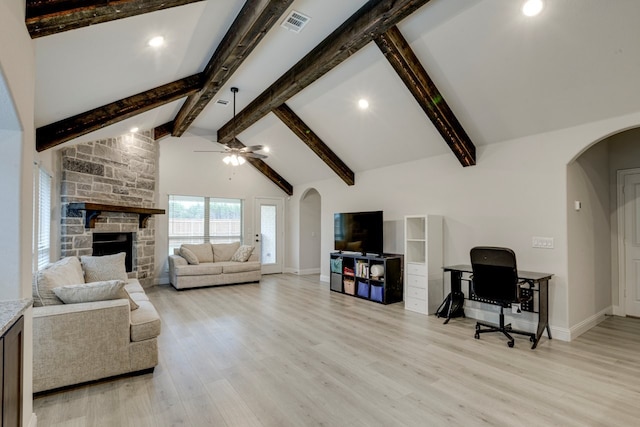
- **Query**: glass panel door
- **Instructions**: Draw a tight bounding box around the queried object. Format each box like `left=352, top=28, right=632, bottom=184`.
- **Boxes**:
left=255, top=197, right=284, bottom=274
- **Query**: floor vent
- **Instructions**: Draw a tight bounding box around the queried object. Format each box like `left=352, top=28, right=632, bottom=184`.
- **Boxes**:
left=281, top=11, right=310, bottom=33
left=215, top=99, right=229, bottom=106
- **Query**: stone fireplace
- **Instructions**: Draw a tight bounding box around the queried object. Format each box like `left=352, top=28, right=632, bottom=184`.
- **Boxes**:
left=59, top=131, right=160, bottom=287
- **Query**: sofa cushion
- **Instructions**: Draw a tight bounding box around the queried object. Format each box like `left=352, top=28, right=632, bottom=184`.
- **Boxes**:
left=212, top=242, right=241, bottom=262
left=81, top=252, right=128, bottom=282
left=124, top=280, right=145, bottom=295
left=231, top=245, right=255, bottom=262
left=182, top=243, right=213, bottom=263
left=34, top=257, right=85, bottom=307
left=130, top=300, right=161, bottom=342
left=174, top=263, right=223, bottom=276
left=179, top=246, right=199, bottom=265
left=220, top=261, right=261, bottom=274
left=52, top=279, right=139, bottom=310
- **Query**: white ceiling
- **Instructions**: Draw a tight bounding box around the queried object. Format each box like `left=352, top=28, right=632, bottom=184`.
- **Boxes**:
left=34, top=0, right=640, bottom=187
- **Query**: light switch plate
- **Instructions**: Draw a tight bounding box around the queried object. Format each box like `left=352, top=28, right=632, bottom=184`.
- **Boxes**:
left=532, top=236, right=554, bottom=249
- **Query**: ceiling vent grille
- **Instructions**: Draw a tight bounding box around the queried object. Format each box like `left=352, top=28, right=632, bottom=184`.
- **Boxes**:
left=215, top=99, right=229, bottom=107
left=281, top=11, right=310, bottom=33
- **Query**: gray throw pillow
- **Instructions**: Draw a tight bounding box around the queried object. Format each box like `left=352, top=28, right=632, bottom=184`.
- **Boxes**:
left=52, top=280, right=138, bottom=310
left=180, top=246, right=199, bottom=265
left=81, top=252, right=128, bottom=282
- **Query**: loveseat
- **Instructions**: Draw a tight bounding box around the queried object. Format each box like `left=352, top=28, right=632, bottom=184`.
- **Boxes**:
left=168, top=242, right=261, bottom=290
left=32, top=253, right=160, bottom=393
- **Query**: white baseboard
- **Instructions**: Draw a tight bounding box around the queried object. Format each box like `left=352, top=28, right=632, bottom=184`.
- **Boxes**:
left=568, top=307, right=610, bottom=340
left=612, top=304, right=625, bottom=316
left=319, top=274, right=330, bottom=283
left=28, top=413, right=37, bottom=427
left=283, top=268, right=321, bottom=275
left=463, top=305, right=611, bottom=342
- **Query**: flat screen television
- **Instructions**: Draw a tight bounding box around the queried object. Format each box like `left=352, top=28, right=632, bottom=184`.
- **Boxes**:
left=334, top=210, right=383, bottom=255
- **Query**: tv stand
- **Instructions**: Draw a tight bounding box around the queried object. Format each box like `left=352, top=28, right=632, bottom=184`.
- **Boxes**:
left=330, top=252, right=403, bottom=304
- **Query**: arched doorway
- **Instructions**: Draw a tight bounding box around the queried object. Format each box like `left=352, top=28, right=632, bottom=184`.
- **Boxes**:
left=299, top=188, right=321, bottom=275
left=566, top=127, right=640, bottom=327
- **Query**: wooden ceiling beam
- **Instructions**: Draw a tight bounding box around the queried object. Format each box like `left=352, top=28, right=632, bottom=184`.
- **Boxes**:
left=234, top=139, right=293, bottom=195
left=36, top=74, right=202, bottom=152
left=375, top=25, right=475, bottom=166
left=170, top=0, right=295, bottom=138
left=217, top=0, right=432, bottom=145
left=272, top=104, right=355, bottom=186
left=26, top=0, right=206, bottom=38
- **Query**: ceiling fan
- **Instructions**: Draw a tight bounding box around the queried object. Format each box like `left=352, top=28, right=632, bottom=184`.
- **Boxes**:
left=194, top=87, right=268, bottom=166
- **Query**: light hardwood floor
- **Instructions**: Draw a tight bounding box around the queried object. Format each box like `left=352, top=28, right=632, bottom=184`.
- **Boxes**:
left=34, top=274, right=640, bottom=426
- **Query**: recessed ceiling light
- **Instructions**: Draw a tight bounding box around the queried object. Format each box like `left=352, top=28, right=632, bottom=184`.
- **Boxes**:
left=130, top=127, right=139, bottom=133
left=358, top=99, right=369, bottom=110
left=263, top=146, right=270, bottom=153
left=148, top=36, right=165, bottom=48
left=522, top=0, right=544, bottom=17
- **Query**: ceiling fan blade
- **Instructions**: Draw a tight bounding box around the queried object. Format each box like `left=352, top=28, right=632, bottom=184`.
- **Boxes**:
left=240, top=145, right=264, bottom=153
left=193, top=150, right=226, bottom=153
left=243, top=152, right=268, bottom=159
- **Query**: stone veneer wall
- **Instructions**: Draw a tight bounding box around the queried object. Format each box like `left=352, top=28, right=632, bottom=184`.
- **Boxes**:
left=59, top=131, right=159, bottom=287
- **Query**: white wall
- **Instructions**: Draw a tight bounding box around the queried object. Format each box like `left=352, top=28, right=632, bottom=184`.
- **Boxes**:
left=567, top=141, right=611, bottom=330
left=154, top=135, right=286, bottom=282
left=0, top=0, right=36, bottom=424
left=287, top=109, right=640, bottom=339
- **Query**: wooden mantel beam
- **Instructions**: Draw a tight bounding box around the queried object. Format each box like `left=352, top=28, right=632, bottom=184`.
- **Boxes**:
left=36, top=74, right=202, bottom=152
left=272, top=104, right=355, bottom=186
left=26, top=0, right=207, bottom=38
left=170, top=0, right=294, bottom=137
left=375, top=26, right=476, bottom=166
left=217, top=0, right=432, bottom=145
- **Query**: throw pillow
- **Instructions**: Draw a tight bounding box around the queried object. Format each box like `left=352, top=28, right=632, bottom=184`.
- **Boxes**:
left=34, top=257, right=85, bottom=307
left=180, top=246, right=199, bottom=265
left=52, top=280, right=139, bottom=310
left=212, top=242, right=241, bottom=262
left=81, top=252, right=128, bottom=282
left=181, top=243, right=213, bottom=263
left=231, top=245, right=254, bottom=262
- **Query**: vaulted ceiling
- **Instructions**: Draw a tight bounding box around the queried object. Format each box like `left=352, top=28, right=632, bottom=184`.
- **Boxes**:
left=31, top=0, right=640, bottom=194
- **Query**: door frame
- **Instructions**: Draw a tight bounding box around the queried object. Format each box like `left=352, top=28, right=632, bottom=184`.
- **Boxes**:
left=254, top=196, right=285, bottom=274
left=616, top=167, right=640, bottom=316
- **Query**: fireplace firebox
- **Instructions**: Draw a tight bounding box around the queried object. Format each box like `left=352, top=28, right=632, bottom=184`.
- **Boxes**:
left=92, top=232, right=135, bottom=272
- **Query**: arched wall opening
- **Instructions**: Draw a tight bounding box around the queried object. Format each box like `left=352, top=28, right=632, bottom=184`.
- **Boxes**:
left=299, top=188, right=321, bottom=275
left=566, top=126, right=640, bottom=333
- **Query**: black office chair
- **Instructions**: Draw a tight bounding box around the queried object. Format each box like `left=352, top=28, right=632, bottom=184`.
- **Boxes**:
left=470, top=246, right=535, bottom=348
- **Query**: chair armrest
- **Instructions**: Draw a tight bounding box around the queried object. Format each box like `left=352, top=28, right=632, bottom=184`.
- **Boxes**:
left=168, top=254, right=188, bottom=267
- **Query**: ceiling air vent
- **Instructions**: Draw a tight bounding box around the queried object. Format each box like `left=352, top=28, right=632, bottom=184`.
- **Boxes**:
left=215, top=99, right=229, bottom=107
left=281, top=11, right=310, bottom=33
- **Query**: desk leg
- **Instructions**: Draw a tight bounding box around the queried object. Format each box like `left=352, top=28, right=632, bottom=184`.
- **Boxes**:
left=532, top=278, right=550, bottom=349
left=439, top=271, right=464, bottom=324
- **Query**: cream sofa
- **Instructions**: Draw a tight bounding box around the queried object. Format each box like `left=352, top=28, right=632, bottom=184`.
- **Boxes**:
left=32, top=254, right=160, bottom=393
left=168, top=242, right=261, bottom=290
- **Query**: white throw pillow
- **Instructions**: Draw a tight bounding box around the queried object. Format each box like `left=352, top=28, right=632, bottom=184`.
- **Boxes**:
left=34, top=257, right=85, bottom=307
left=179, top=246, right=199, bottom=265
left=52, top=280, right=139, bottom=310
left=231, top=245, right=255, bottom=262
left=81, top=252, right=128, bottom=282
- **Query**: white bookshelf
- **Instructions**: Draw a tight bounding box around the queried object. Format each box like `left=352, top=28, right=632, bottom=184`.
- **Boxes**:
left=404, top=215, right=443, bottom=314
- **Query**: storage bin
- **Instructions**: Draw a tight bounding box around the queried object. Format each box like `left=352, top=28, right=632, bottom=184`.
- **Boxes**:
left=331, top=257, right=343, bottom=274
left=357, top=281, right=370, bottom=298
left=330, top=273, right=342, bottom=292
left=370, top=284, right=384, bottom=302
left=344, top=279, right=355, bottom=295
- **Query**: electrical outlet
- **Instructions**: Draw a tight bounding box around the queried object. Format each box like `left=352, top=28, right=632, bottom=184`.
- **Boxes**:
left=532, top=236, right=554, bottom=249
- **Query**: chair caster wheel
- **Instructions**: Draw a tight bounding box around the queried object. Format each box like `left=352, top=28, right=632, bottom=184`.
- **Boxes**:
left=508, top=341, right=514, bottom=348
left=474, top=333, right=480, bottom=339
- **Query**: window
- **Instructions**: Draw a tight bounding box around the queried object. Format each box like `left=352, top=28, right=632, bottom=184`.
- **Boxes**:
left=34, top=166, right=52, bottom=270
left=168, top=195, right=243, bottom=254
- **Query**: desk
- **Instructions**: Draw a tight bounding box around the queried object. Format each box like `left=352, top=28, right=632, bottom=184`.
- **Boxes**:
left=442, top=264, right=552, bottom=349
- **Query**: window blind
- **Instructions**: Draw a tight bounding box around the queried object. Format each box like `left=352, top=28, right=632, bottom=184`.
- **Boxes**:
left=37, top=168, right=52, bottom=269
